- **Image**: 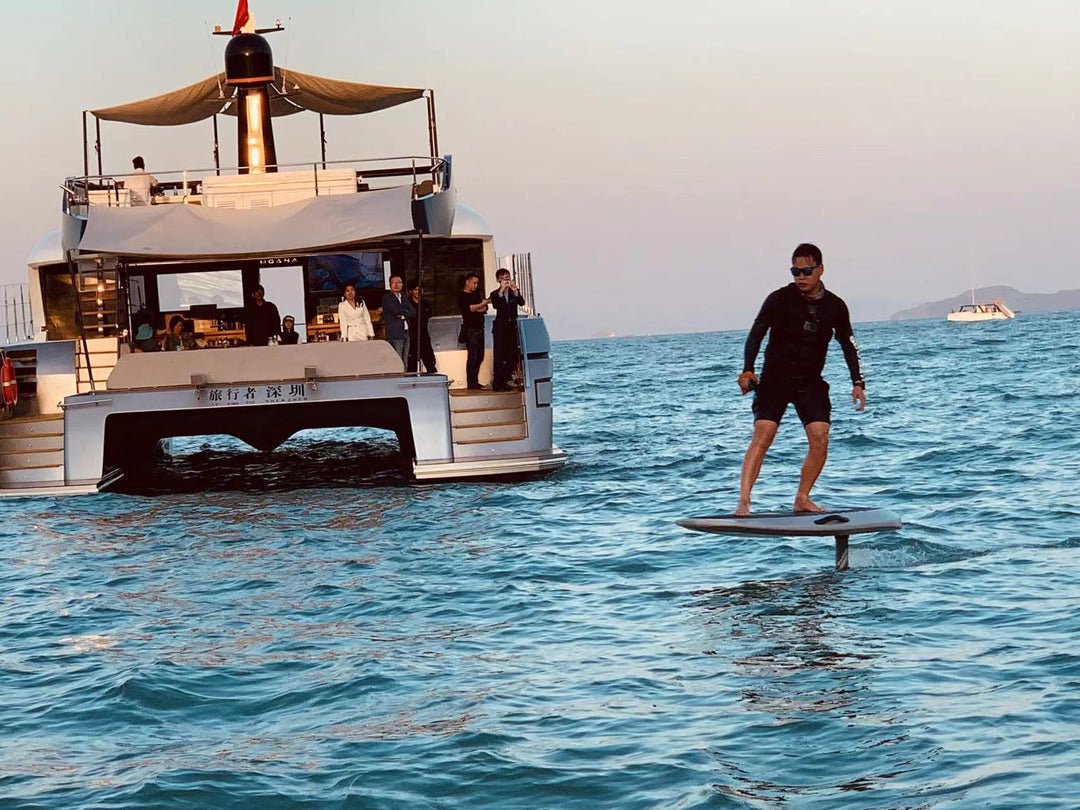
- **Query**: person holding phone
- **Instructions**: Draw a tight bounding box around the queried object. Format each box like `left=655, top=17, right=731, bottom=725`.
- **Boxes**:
left=489, top=268, right=526, bottom=391
left=735, top=243, right=866, bottom=516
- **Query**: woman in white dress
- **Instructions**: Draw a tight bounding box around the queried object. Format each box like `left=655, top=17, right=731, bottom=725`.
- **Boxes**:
left=338, top=284, right=374, bottom=341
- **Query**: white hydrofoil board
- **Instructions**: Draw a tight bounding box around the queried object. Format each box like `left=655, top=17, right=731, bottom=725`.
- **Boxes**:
left=677, top=507, right=901, bottom=537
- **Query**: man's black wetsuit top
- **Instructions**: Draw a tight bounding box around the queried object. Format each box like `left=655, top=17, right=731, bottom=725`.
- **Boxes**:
left=743, top=283, right=864, bottom=387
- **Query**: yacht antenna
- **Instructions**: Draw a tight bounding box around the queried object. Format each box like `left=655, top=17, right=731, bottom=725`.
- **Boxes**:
left=218, top=4, right=285, bottom=174
left=967, top=245, right=975, bottom=306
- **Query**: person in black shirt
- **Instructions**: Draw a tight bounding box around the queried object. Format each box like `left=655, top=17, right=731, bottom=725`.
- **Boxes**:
left=407, top=281, right=437, bottom=373
left=244, top=284, right=281, bottom=347
left=735, top=243, right=866, bottom=516
left=457, top=272, right=488, bottom=389
left=489, top=268, right=525, bottom=391
left=279, top=315, right=300, bottom=345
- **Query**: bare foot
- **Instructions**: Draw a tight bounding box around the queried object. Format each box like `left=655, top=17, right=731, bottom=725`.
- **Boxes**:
left=733, top=501, right=751, bottom=517
left=793, top=495, right=825, bottom=513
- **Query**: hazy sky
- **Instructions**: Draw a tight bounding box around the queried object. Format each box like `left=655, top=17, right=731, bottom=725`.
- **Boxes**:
left=3, top=0, right=1079, bottom=339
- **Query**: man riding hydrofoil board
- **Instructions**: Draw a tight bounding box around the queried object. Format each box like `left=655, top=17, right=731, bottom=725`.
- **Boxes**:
left=735, top=243, right=866, bottom=516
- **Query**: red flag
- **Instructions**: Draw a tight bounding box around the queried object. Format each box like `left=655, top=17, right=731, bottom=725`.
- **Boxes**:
left=231, top=0, right=250, bottom=35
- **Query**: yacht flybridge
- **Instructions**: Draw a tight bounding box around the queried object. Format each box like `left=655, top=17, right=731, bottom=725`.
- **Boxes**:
left=0, top=18, right=564, bottom=496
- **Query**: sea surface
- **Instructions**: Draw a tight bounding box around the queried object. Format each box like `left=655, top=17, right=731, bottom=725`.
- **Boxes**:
left=2, top=311, right=1079, bottom=809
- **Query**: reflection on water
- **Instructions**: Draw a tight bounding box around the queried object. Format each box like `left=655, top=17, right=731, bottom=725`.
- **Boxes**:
left=690, top=574, right=926, bottom=803
left=695, top=574, right=866, bottom=715
left=114, top=432, right=411, bottom=495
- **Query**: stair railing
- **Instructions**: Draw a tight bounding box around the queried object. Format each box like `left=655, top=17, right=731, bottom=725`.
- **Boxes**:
left=0, top=284, right=33, bottom=344
left=65, top=253, right=96, bottom=394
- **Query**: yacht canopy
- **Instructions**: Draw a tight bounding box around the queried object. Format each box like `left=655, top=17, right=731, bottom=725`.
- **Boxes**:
left=91, top=68, right=426, bottom=126
left=77, top=186, right=415, bottom=259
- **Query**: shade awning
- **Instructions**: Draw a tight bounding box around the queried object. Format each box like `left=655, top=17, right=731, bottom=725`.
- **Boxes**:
left=91, top=68, right=426, bottom=126
left=77, top=186, right=416, bottom=259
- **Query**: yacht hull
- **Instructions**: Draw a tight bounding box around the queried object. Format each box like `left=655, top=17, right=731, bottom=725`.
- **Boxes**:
left=0, top=318, right=564, bottom=497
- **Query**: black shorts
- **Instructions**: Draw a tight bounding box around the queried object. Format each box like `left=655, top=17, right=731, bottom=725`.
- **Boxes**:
left=752, top=377, right=831, bottom=425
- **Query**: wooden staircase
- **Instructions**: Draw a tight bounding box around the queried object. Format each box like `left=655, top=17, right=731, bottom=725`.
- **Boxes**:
left=75, top=336, right=121, bottom=394
left=73, top=265, right=121, bottom=394
left=76, top=267, right=120, bottom=340
left=449, top=389, right=528, bottom=445
left=0, top=413, right=65, bottom=488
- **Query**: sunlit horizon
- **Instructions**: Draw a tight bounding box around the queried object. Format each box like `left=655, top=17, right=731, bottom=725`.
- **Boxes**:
left=3, top=0, right=1079, bottom=339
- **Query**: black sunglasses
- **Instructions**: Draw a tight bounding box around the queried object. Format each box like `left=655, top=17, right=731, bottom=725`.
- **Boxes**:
left=790, top=265, right=819, bottom=277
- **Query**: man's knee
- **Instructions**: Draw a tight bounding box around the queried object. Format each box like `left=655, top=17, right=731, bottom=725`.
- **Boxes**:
left=804, top=421, right=830, bottom=452
left=751, top=420, right=779, bottom=448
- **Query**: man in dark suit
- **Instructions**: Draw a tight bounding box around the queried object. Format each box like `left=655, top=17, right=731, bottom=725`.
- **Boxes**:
left=406, top=280, right=437, bottom=373
left=381, top=273, right=415, bottom=365
left=489, top=268, right=525, bottom=391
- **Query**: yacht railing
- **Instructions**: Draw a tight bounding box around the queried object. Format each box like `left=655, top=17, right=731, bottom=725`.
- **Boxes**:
left=63, top=155, right=448, bottom=210
left=0, top=284, right=34, bottom=344
left=497, top=253, right=537, bottom=317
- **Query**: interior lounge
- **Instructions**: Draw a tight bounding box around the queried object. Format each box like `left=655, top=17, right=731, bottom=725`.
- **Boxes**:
left=39, top=236, right=488, bottom=354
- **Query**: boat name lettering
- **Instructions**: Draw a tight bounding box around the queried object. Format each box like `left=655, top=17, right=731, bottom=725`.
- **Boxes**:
left=203, top=384, right=308, bottom=406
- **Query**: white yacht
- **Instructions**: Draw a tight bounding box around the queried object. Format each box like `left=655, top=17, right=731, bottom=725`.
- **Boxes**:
left=0, top=21, right=565, bottom=496
left=946, top=298, right=1016, bottom=322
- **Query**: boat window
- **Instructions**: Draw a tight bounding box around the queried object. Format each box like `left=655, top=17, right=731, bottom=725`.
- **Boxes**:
left=418, top=240, right=486, bottom=318
left=158, top=269, right=245, bottom=311
left=303, top=252, right=387, bottom=318
left=40, top=265, right=79, bottom=340
left=128, top=276, right=149, bottom=315
left=307, top=252, right=384, bottom=294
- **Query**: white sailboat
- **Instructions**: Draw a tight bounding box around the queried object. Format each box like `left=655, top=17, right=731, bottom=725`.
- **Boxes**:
left=946, top=290, right=1016, bottom=322
left=947, top=257, right=1016, bottom=321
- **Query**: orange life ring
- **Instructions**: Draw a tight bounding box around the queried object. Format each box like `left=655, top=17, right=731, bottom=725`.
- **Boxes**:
left=1, top=356, right=17, bottom=408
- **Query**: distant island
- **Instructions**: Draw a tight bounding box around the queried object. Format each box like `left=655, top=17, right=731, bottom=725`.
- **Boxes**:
left=891, top=286, right=1080, bottom=321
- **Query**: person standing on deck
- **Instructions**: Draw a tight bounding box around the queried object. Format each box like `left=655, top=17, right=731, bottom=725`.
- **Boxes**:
left=338, top=284, right=374, bottom=342
left=381, top=274, right=415, bottom=365
left=245, top=285, right=281, bottom=347
left=457, top=273, right=489, bottom=390
left=735, top=243, right=866, bottom=516
left=407, top=280, right=437, bottom=374
left=489, top=268, right=525, bottom=391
